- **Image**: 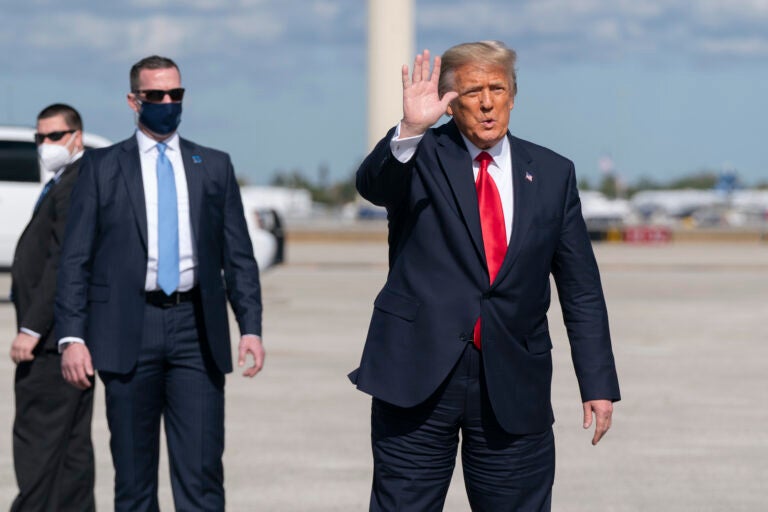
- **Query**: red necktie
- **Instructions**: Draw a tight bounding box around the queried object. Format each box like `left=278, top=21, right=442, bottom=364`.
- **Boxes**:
left=473, top=151, right=507, bottom=349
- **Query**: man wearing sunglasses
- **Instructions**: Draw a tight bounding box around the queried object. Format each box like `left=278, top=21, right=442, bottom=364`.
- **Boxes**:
left=56, top=55, right=264, bottom=511
left=9, top=104, right=95, bottom=511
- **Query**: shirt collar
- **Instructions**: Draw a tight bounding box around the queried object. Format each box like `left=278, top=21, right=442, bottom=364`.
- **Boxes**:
left=460, top=133, right=508, bottom=164
left=51, top=150, right=85, bottom=181
left=136, top=129, right=180, bottom=154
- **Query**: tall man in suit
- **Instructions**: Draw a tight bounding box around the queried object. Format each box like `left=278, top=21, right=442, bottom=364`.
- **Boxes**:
left=9, top=104, right=95, bottom=512
left=350, top=42, right=621, bottom=511
left=56, top=55, right=265, bottom=511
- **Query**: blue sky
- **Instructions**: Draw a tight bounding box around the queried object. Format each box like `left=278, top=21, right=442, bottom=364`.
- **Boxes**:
left=1, top=0, right=767, bottom=186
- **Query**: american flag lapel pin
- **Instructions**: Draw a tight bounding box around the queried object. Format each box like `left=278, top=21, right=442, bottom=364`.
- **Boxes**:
left=192, top=155, right=202, bottom=164
left=525, top=171, right=533, bottom=182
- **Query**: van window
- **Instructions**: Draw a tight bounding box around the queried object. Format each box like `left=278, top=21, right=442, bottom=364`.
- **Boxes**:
left=0, top=141, right=40, bottom=182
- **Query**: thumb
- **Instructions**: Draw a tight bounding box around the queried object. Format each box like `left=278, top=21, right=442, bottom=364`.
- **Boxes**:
left=583, top=403, right=593, bottom=429
left=440, top=91, right=458, bottom=110
left=85, top=352, right=94, bottom=377
left=238, top=341, right=247, bottom=366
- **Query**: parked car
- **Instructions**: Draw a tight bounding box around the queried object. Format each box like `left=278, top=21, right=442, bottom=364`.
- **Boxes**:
left=0, top=125, right=283, bottom=271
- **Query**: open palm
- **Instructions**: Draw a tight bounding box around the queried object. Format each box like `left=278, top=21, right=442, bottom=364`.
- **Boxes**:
left=400, top=50, right=458, bottom=138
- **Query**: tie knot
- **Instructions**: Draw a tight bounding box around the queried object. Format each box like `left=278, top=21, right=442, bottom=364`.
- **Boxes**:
left=476, top=151, right=493, bottom=171
left=156, top=142, right=167, bottom=156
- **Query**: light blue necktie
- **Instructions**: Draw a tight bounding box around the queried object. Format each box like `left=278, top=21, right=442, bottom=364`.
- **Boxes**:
left=156, top=142, right=179, bottom=295
left=33, top=177, right=57, bottom=214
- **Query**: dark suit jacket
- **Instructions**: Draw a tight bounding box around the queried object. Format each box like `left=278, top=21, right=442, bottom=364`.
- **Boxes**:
left=350, top=121, right=620, bottom=434
left=55, top=135, right=262, bottom=375
left=12, top=159, right=81, bottom=351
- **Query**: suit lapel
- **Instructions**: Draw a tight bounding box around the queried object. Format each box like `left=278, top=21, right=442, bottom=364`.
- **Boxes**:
left=435, top=122, right=485, bottom=263
left=117, top=137, right=148, bottom=250
left=493, top=135, right=537, bottom=286
left=180, top=138, right=203, bottom=245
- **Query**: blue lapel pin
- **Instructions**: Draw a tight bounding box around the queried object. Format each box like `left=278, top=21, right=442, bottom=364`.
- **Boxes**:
left=192, top=155, right=202, bottom=164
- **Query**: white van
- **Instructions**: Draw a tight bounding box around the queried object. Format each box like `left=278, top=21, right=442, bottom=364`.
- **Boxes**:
left=0, top=125, right=282, bottom=271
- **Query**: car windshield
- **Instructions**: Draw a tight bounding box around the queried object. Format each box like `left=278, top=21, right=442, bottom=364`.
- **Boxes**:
left=0, top=140, right=39, bottom=182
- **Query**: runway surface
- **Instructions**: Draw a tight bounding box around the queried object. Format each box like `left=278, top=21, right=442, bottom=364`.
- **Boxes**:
left=0, top=240, right=766, bottom=511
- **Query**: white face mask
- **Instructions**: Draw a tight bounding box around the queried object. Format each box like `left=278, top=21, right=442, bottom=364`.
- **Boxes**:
left=38, top=133, right=76, bottom=178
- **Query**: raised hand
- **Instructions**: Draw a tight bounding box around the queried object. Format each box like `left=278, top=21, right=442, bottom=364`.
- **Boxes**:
left=400, top=49, right=459, bottom=138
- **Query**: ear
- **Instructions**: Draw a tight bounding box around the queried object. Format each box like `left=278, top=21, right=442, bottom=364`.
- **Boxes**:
left=508, top=95, right=515, bottom=111
left=73, top=130, right=84, bottom=151
left=446, top=102, right=454, bottom=116
left=127, top=93, right=140, bottom=113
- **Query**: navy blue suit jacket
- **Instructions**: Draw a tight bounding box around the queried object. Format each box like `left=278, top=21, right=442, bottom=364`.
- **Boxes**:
left=55, top=135, right=262, bottom=375
left=350, top=121, right=620, bottom=434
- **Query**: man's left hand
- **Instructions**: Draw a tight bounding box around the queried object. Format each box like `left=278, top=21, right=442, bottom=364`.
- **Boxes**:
left=9, top=332, right=39, bottom=364
left=583, top=399, right=613, bottom=445
left=238, top=334, right=265, bottom=378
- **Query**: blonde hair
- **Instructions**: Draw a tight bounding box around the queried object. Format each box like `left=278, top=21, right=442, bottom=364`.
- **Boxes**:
left=438, top=41, right=517, bottom=98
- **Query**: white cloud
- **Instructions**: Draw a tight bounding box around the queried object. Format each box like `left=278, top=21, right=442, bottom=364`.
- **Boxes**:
left=697, top=36, right=768, bottom=58
left=312, top=0, right=342, bottom=20
left=128, top=0, right=223, bottom=10
left=17, top=8, right=287, bottom=59
left=417, top=0, right=768, bottom=62
left=4, top=0, right=768, bottom=71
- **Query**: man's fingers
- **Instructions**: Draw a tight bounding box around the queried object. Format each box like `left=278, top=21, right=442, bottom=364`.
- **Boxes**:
left=592, top=410, right=612, bottom=445
left=10, top=338, right=36, bottom=363
left=412, top=52, right=423, bottom=83
left=440, top=91, right=458, bottom=110
left=63, top=364, right=89, bottom=390
left=74, top=363, right=92, bottom=389
left=420, top=49, right=431, bottom=81
left=19, top=346, right=34, bottom=361
left=402, top=64, right=410, bottom=88
left=62, top=345, right=93, bottom=389
left=431, top=56, right=442, bottom=83
left=592, top=418, right=610, bottom=445
left=583, top=400, right=613, bottom=445
left=242, top=345, right=265, bottom=378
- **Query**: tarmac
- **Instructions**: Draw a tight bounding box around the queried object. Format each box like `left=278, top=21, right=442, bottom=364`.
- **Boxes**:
left=0, top=237, right=766, bottom=511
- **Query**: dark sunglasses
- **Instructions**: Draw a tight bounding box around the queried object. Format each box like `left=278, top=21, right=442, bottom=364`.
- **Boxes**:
left=136, top=88, right=185, bottom=103
left=34, top=130, right=75, bottom=144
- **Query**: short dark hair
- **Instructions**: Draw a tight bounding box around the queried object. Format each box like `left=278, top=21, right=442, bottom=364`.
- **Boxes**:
left=130, top=55, right=180, bottom=92
left=37, top=103, right=83, bottom=132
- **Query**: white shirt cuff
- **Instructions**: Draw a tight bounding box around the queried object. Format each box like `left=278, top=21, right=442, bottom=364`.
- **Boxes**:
left=20, top=327, right=41, bottom=339
left=390, top=122, right=424, bottom=163
left=58, top=337, right=85, bottom=353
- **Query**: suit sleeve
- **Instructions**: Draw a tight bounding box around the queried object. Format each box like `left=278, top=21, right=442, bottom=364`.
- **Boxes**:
left=551, top=162, right=621, bottom=403
left=19, top=168, right=77, bottom=336
left=356, top=126, right=415, bottom=210
left=220, top=156, right=263, bottom=337
left=55, top=154, right=99, bottom=342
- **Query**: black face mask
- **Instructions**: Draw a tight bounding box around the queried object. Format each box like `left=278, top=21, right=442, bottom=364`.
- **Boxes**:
left=138, top=101, right=182, bottom=135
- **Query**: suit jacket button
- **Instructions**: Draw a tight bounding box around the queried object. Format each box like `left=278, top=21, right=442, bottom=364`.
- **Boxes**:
left=482, top=292, right=491, bottom=299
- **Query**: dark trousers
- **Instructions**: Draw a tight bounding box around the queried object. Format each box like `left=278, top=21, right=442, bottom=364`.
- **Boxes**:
left=370, top=345, right=555, bottom=512
left=11, top=348, right=95, bottom=512
left=100, top=300, right=225, bottom=512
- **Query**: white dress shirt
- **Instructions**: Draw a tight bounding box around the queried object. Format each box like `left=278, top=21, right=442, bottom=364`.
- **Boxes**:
left=58, top=131, right=197, bottom=350
left=136, top=130, right=197, bottom=292
left=390, top=122, right=514, bottom=242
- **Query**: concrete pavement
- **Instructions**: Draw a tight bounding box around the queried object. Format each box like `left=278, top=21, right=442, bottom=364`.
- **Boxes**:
left=0, top=240, right=766, bottom=511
